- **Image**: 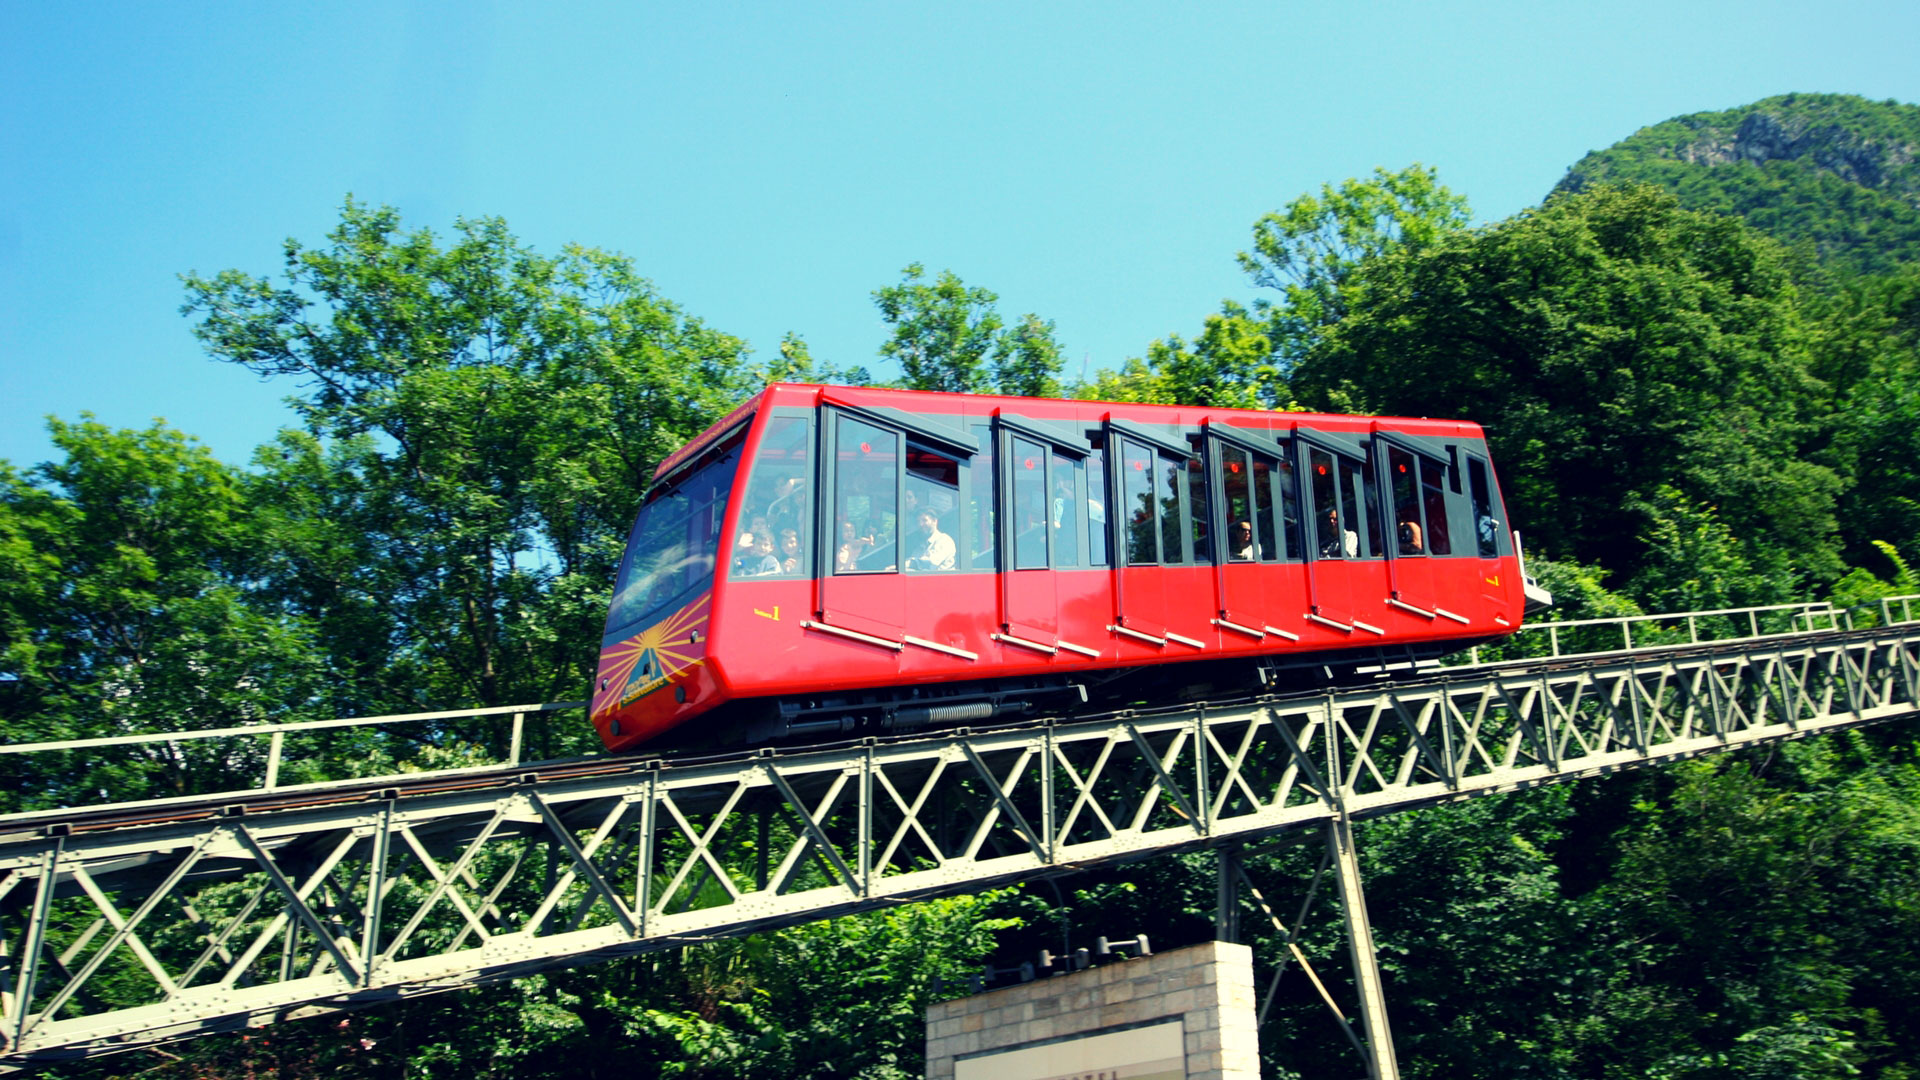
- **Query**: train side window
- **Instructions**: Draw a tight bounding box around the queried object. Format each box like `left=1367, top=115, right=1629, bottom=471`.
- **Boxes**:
left=1051, top=451, right=1082, bottom=568
left=1087, top=440, right=1109, bottom=566
left=1327, top=455, right=1373, bottom=558
left=1274, top=452, right=1301, bottom=561
left=1185, top=450, right=1210, bottom=563
left=1122, top=440, right=1159, bottom=564
left=1468, top=456, right=1501, bottom=558
left=903, top=443, right=961, bottom=572
left=1310, top=449, right=1347, bottom=558
left=968, top=423, right=995, bottom=570
left=1387, top=447, right=1426, bottom=556
left=1355, top=451, right=1384, bottom=558
left=1160, top=453, right=1188, bottom=565
left=1221, top=445, right=1255, bottom=560
left=732, top=415, right=811, bottom=579
left=833, top=416, right=898, bottom=574
left=1421, top=458, right=1452, bottom=555
left=1012, top=437, right=1049, bottom=570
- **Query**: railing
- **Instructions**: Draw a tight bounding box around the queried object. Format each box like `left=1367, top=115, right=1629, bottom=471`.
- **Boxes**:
left=1453, top=602, right=1853, bottom=667
left=0, top=702, right=586, bottom=824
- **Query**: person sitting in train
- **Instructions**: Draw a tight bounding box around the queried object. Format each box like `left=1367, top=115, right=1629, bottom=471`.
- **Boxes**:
left=779, top=528, right=803, bottom=574
left=1230, top=520, right=1258, bottom=561
left=836, top=519, right=871, bottom=572
left=904, top=509, right=956, bottom=572
left=1397, top=518, right=1425, bottom=555
left=746, top=532, right=782, bottom=576
left=732, top=530, right=759, bottom=575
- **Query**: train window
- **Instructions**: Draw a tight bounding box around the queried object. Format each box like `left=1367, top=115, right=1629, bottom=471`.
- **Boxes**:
left=1468, top=456, right=1500, bottom=558
left=1354, top=453, right=1384, bottom=558
left=834, top=416, right=898, bottom=574
left=1122, top=440, right=1158, bottom=564
left=1310, top=448, right=1374, bottom=559
left=1087, top=440, right=1109, bottom=566
left=1185, top=451, right=1210, bottom=563
left=731, top=416, right=811, bottom=580
left=1012, top=437, right=1049, bottom=570
left=608, top=434, right=743, bottom=636
left=1274, top=455, right=1300, bottom=561
left=1388, top=447, right=1426, bottom=556
left=1051, top=451, right=1082, bottom=568
left=1160, top=455, right=1187, bottom=565
left=1219, top=440, right=1293, bottom=563
left=1421, top=459, right=1452, bottom=555
left=969, top=423, right=995, bottom=570
left=1222, top=445, right=1255, bottom=560
left=904, top=443, right=961, bottom=572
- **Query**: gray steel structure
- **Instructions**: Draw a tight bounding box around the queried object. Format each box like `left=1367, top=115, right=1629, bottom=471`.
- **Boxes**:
left=0, top=621, right=1917, bottom=1071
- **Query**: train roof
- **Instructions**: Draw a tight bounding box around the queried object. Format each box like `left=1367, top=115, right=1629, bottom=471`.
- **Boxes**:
left=650, top=383, right=1487, bottom=485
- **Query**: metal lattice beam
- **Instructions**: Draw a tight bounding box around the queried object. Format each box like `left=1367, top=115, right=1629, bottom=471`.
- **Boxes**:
left=0, top=627, right=1916, bottom=1069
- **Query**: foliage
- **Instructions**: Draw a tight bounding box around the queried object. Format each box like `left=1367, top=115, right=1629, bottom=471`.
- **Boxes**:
left=871, top=263, right=1065, bottom=397
left=1296, top=182, right=1843, bottom=597
left=0, top=417, right=327, bottom=810
left=1554, top=93, right=1920, bottom=278
left=1237, top=163, right=1471, bottom=372
left=1075, top=301, right=1282, bottom=408
left=183, top=200, right=753, bottom=745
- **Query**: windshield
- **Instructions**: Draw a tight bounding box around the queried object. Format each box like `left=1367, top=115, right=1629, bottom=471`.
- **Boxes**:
left=605, top=432, right=744, bottom=639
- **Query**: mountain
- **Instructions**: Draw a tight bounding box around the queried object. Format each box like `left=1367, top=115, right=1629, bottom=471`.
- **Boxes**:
left=1553, top=93, right=1920, bottom=276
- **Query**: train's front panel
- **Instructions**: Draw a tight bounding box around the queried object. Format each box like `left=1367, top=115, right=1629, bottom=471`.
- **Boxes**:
left=593, top=426, right=748, bottom=751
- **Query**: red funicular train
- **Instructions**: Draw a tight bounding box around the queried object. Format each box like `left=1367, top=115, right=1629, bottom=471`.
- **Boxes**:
left=590, top=384, right=1549, bottom=751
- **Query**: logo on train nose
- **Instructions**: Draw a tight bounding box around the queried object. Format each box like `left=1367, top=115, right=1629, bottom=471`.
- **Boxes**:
left=597, top=596, right=711, bottom=712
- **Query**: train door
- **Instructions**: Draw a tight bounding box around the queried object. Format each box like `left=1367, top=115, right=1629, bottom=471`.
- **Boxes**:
left=1374, top=430, right=1460, bottom=624
left=817, top=405, right=979, bottom=643
left=1465, top=453, right=1515, bottom=624
left=1208, top=425, right=1296, bottom=639
left=1003, top=434, right=1058, bottom=643
left=1298, top=431, right=1371, bottom=633
left=1110, top=421, right=1202, bottom=646
left=996, top=417, right=1092, bottom=648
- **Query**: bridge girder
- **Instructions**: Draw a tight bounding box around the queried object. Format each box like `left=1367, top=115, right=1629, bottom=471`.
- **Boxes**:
left=0, top=628, right=1915, bottom=1070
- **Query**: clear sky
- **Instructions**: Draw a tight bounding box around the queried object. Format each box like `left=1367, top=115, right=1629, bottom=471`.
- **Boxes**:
left=4, top=0, right=1918, bottom=470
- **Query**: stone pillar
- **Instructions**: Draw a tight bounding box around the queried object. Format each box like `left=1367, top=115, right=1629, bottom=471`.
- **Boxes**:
left=925, top=939, right=1259, bottom=1080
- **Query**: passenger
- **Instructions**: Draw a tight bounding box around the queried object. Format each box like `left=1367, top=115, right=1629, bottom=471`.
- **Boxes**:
left=1397, top=519, right=1425, bottom=555
left=747, top=532, right=781, bottom=577
left=779, top=528, right=802, bottom=575
left=732, top=530, right=757, bottom=575
left=905, top=509, right=955, bottom=572
left=1321, top=510, right=1358, bottom=558
left=1230, top=520, right=1257, bottom=561
left=765, top=476, right=805, bottom=527
left=836, top=519, right=871, bottom=572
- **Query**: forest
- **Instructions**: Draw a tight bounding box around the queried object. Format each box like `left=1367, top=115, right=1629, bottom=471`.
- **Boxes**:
left=3, top=92, right=1920, bottom=1078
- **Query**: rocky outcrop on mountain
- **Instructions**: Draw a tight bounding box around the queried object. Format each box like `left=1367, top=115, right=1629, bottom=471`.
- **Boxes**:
left=1553, top=94, right=1920, bottom=275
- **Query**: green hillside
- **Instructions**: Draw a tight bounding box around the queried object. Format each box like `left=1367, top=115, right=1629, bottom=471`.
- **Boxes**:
left=1553, top=93, right=1920, bottom=276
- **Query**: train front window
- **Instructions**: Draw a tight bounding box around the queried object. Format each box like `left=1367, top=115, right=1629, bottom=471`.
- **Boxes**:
left=606, top=434, right=744, bottom=638
left=732, top=415, right=812, bottom=579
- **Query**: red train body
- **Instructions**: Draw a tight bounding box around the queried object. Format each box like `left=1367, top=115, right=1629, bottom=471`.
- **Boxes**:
left=590, top=384, right=1544, bottom=752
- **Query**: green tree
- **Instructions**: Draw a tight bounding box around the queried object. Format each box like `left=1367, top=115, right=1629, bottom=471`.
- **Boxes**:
left=871, top=264, right=1066, bottom=397
left=0, top=417, right=326, bottom=809
left=1077, top=302, right=1277, bottom=408
left=182, top=200, right=753, bottom=739
left=1237, top=164, right=1471, bottom=372
left=1296, top=183, right=1842, bottom=595
left=873, top=263, right=1005, bottom=393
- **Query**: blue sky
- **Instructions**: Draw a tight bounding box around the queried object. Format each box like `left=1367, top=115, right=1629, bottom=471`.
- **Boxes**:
left=4, top=0, right=1918, bottom=470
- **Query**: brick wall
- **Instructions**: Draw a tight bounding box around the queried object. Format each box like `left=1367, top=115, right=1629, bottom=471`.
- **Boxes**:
left=924, top=939, right=1259, bottom=1080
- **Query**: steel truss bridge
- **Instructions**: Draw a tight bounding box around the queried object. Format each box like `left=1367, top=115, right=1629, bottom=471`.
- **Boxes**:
left=0, top=602, right=1917, bottom=1075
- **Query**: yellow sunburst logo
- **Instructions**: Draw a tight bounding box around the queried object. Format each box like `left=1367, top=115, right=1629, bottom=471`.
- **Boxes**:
left=594, top=597, right=710, bottom=715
